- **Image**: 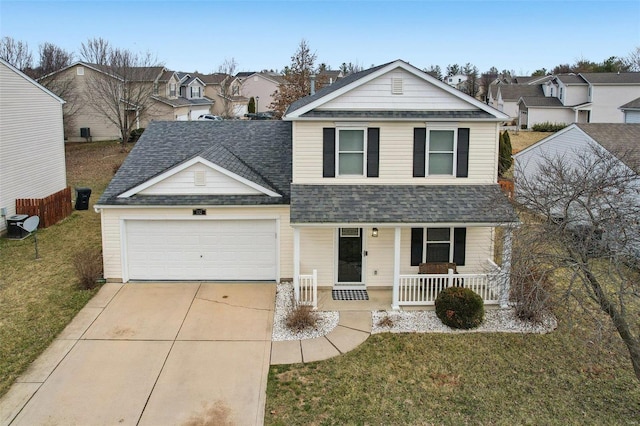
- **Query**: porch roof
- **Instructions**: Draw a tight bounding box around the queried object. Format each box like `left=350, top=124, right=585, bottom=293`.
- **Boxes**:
left=290, top=184, right=519, bottom=225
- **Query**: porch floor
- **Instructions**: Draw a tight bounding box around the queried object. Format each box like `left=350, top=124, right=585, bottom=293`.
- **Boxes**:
left=317, top=288, right=403, bottom=311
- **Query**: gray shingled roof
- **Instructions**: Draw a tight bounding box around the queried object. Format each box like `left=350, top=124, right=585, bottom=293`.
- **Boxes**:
left=498, top=84, right=545, bottom=101
left=554, top=74, right=587, bottom=85
left=620, top=97, right=640, bottom=109
left=299, top=110, right=494, bottom=119
left=576, top=123, right=640, bottom=173
left=286, top=61, right=393, bottom=115
left=98, top=121, right=292, bottom=206
left=580, top=72, right=640, bottom=85
left=290, top=185, right=518, bottom=224
left=151, top=96, right=213, bottom=107
left=519, top=96, right=564, bottom=107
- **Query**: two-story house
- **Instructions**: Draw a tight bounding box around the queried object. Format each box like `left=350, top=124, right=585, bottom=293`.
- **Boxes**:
left=151, top=72, right=214, bottom=121
left=95, top=60, right=517, bottom=310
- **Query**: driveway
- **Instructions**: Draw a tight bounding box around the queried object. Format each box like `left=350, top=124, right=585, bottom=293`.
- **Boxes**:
left=1, top=282, right=276, bottom=426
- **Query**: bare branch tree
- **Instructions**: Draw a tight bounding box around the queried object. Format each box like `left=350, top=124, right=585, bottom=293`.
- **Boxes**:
left=217, top=57, right=238, bottom=118
left=36, top=42, right=74, bottom=78
left=0, top=36, right=33, bottom=74
left=80, top=38, right=163, bottom=145
left=514, top=143, right=640, bottom=380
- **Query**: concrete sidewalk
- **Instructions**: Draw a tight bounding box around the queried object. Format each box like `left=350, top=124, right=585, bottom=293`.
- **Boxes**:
left=0, top=282, right=276, bottom=426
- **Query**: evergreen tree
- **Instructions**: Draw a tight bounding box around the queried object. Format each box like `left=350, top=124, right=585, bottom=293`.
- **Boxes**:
left=498, top=131, right=513, bottom=177
left=248, top=97, right=256, bottom=114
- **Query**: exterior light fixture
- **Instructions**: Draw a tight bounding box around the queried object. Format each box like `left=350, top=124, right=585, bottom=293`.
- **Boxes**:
left=372, top=228, right=379, bottom=237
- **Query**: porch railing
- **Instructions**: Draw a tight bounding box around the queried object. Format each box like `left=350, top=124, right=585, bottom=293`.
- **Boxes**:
left=296, top=269, right=318, bottom=309
left=397, top=268, right=500, bottom=306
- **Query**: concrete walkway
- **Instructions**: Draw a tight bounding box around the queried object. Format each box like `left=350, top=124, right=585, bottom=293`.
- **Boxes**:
left=270, top=311, right=372, bottom=365
left=1, top=282, right=276, bottom=426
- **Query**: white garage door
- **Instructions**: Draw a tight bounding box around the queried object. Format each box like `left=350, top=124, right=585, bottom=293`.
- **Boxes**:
left=125, top=220, right=277, bottom=281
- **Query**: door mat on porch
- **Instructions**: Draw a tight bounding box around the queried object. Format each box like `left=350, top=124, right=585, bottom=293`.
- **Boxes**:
left=332, top=289, right=369, bottom=301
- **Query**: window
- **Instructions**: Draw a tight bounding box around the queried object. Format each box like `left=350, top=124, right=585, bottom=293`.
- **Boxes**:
left=337, top=129, right=365, bottom=175
left=426, top=228, right=452, bottom=262
left=169, top=83, right=176, bottom=97
left=427, top=129, right=456, bottom=175
left=191, top=86, right=201, bottom=98
left=153, top=83, right=158, bottom=95
left=559, top=87, right=563, bottom=99
left=232, top=86, right=239, bottom=95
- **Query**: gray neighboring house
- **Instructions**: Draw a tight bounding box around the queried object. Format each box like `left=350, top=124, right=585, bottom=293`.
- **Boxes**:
left=620, top=97, right=640, bottom=123
left=96, top=60, right=518, bottom=310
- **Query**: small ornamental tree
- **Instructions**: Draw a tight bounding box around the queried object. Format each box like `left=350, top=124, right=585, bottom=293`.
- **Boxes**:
left=248, top=97, right=256, bottom=114
left=498, top=130, right=513, bottom=177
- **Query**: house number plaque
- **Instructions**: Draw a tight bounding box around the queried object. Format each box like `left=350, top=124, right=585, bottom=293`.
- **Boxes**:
left=193, top=209, right=207, bottom=216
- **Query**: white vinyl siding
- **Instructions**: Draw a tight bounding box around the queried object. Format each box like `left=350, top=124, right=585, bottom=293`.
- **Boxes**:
left=590, top=86, right=639, bottom=123
left=299, top=228, right=335, bottom=286
left=138, top=163, right=263, bottom=196
left=0, top=61, right=67, bottom=233
left=523, top=107, right=574, bottom=129
left=320, top=69, right=476, bottom=111
left=624, top=110, right=640, bottom=123
left=100, top=206, right=293, bottom=282
left=293, top=121, right=499, bottom=184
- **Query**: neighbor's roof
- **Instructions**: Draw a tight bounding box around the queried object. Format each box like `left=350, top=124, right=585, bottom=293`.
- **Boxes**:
left=518, top=96, right=564, bottom=108
left=98, top=121, right=292, bottom=206
left=290, top=185, right=518, bottom=224
left=576, top=123, right=640, bottom=172
left=498, top=84, right=544, bottom=100
left=579, top=72, right=640, bottom=85
left=554, top=74, right=587, bottom=85
left=620, top=97, right=640, bottom=110
left=151, top=96, right=213, bottom=107
left=192, top=72, right=227, bottom=85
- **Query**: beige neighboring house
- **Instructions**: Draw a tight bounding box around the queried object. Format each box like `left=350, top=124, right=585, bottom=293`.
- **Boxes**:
left=95, top=60, right=519, bottom=310
left=0, top=58, right=67, bottom=233
left=237, top=71, right=285, bottom=113
left=152, top=72, right=214, bottom=121
left=517, top=72, right=640, bottom=129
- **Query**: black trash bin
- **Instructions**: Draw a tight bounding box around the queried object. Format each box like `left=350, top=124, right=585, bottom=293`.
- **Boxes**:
left=75, top=187, right=92, bottom=210
left=7, top=214, right=29, bottom=239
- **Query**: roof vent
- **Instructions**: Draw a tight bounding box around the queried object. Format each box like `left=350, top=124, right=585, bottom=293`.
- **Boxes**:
left=194, top=170, right=206, bottom=186
left=77, top=66, right=84, bottom=76
left=391, top=77, right=403, bottom=94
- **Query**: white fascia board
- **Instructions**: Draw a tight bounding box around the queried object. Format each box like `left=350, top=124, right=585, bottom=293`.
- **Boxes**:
left=290, top=221, right=520, bottom=228
left=95, top=204, right=287, bottom=210
left=2, top=58, right=65, bottom=104
left=513, top=124, right=581, bottom=158
left=117, top=156, right=281, bottom=198
left=285, top=60, right=510, bottom=120
left=188, top=77, right=206, bottom=86
left=289, top=117, right=507, bottom=123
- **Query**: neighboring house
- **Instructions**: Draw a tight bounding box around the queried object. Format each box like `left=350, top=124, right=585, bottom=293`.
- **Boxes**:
left=444, top=74, right=467, bottom=88
left=151, top=71, right=214, bottom=121
left=95, top=60, right=518, bottom=310
left=620, top=97, right=640, bottom=123
left=238, top=72, right=286, bottom=113
left=517, top=72, right=640, bottom=128
left=489, top=84, right=545, bottom=119
left=0, top=58, right=67, bottom=233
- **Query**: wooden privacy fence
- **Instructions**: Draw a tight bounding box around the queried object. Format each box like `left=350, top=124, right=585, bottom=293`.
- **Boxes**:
left=16, top=187, right=73, bottom=228
left=498, top=178, right=514, bottom=199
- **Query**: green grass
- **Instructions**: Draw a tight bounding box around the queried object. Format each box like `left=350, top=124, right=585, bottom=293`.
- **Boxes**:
left=0, top=140, right=128, bottom=397
left=266, top=316, right=640, bottom=425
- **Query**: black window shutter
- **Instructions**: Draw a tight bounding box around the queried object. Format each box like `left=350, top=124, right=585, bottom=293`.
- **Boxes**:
left=323, top=128, right=335, bottom=178
left=367, top=128, right=380, bottom=177
left=413, top=128, right=426, bottom=177
left=453, top=228, right=466, bottom=266
left=456, top=128, right=470, bottom=178
left=411, top=228, right=424, bottom=266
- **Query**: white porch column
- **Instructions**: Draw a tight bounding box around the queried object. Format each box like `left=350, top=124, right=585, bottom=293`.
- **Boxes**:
left=293, top=227, right=300, bottom=303
left=392, top=227, right=401, bottom=310
left=500, top=227, right=513, bottom=308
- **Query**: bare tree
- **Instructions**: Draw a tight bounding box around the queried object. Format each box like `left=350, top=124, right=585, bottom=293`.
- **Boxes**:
left=0, top=36, right=33, bottom=74
left=270, top=39, right=328, bottom=118
left=217, top=57, right=238, bottom=118
left=514, top=143, right=640, bottom=381
left=339, top=61, right=364, bottom=75
left=625, top=46, right=640, bottom=72
left=424, top=65, right=442, bottom=80
left=80, top=38, right=163, bottom=145
left=36, top=42, right=74, bottom=78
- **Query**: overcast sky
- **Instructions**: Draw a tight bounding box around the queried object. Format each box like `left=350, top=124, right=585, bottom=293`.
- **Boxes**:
left=1, top=0, right=638, bottom=75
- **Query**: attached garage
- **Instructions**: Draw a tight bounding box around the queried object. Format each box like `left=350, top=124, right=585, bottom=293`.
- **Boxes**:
left=124, top=219, right=278, bottom=281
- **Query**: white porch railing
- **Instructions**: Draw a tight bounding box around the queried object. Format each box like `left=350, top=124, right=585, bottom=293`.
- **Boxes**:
left=397, top=267, right=500, bottom=306
left=296, top=269, right=318, bottom=309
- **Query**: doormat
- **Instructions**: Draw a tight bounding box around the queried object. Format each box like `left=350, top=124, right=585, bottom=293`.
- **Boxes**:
left=332, top=289, right=369, bottom=301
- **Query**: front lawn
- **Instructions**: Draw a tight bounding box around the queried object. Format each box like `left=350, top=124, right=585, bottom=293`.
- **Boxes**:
left=266, top=317, right=640, bottom=425
left=0, top=141, right=128, bottom=397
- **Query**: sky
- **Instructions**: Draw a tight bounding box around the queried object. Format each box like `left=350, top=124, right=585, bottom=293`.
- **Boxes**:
left=1, top=0, right=639, bottom=76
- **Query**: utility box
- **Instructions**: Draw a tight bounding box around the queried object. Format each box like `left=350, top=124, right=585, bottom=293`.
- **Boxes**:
left=80, top=127, right=91, bottom=138
left=75, top=187, right=92, bottom=210
left=7, top=214, right=29, bottom=239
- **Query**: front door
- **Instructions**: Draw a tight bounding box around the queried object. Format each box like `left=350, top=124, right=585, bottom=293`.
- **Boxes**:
left=337, top=228, right=363, bottom=284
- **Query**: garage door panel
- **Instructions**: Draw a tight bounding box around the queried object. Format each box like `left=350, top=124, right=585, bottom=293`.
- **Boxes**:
left=125, top=220, right=277, bottom=281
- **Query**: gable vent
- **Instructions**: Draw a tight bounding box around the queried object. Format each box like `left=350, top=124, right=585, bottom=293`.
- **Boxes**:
left=77, top=66, right=85, bottom=76
left=194, top=170, right=206, bottom=186
left=391, top=77, right=403, bottom=94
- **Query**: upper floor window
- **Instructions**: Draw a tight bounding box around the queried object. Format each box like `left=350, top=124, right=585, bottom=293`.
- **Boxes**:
left=337, top=129, right=365, bottom=176
left=191, top=86, right=201, bottom=98
left=232, top=86, right=239, bottom=96
left=427, top=129, right=456, bottom=175
left=169, top=83, right=176, bottom=97
left=153, top=83, right=159, bottom=95
left=559, top=87, right=563, bottom=99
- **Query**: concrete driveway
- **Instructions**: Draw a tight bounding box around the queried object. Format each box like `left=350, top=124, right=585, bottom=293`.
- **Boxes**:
left=1, top=282, right=276, bottom=426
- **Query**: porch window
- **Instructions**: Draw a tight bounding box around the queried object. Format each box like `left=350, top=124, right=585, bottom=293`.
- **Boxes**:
left=337, top=129, right=365, bottom=176
left=426, top=228, right=451, bottom=262
left=411, top=227, right=466, bottom=266
left=427, top=129, right=456, bottom=175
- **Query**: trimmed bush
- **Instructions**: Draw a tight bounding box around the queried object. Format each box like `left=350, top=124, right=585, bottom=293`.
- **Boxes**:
left=129, top=128, right=145, bottom=142
left=435, top=287, right=484, bottom=329
left=285, top=304, right=318, bottom=331
left=531, top=122, right=567, bottom=132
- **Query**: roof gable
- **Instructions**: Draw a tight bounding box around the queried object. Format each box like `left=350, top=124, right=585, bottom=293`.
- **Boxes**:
left=285, top=60, right=508, bottom=120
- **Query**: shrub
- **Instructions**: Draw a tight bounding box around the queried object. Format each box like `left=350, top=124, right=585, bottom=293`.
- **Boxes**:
left=73, top=247, right=103, bottom=290
left=498, top=130, right=513, bottom=177
left=285, top=303, right=318, bottom=331
left=248, top=97, right=256, bottom=114
left=112, top=162, right=122, bottom=175
left=435, top=287, right=484, bottom=329
left=531, top=122, right=567, bottom=132
left=129, top=128, right=145, bottom=142
left=377, top=315, right=394, bottom=328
